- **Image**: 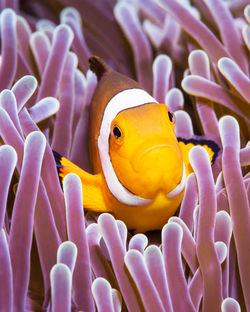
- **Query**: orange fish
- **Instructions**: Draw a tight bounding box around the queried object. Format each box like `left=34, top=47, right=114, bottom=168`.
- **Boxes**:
left=54, top=56, right=219, bottom=232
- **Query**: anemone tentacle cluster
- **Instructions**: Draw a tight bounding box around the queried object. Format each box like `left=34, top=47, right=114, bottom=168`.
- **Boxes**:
left=0, top=0, right=249, bottom=311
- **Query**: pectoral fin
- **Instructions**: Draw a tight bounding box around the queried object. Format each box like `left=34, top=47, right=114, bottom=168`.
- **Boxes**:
left=53, top=151, right=111, bottom=212
left=178, top=137, right=220, bottom=176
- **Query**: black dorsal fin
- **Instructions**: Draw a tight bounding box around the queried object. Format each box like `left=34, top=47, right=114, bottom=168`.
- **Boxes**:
left=89, top=56, right=111, bottom=81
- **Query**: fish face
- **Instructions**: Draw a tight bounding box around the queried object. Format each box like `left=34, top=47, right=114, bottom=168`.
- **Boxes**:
left=109, top=103, right=184, bottom=200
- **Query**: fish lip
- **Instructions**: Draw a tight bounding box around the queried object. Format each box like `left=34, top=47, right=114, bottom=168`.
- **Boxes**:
left=139, top=144, right=173, bottom=159
left=166, top=163, right=186, bottom=198
left=133, top=142, right=178, bottom=172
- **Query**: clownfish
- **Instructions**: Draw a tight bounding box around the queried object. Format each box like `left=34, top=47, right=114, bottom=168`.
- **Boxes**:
left=54, top=56, right=219, bottom=232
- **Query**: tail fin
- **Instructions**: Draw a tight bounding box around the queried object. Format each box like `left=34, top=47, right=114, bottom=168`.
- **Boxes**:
left=89, top=56, right=111, bottom=81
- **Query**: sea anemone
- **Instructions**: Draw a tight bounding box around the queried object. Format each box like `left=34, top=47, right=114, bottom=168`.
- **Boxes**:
left=0, top=0, right=249, bottom=311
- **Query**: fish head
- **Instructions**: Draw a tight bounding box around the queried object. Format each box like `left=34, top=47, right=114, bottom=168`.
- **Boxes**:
left=109, top=103, right=185, bottom=200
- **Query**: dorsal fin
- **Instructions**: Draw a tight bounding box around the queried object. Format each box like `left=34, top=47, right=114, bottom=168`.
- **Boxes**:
left=89, top=56, right=111, bottom=81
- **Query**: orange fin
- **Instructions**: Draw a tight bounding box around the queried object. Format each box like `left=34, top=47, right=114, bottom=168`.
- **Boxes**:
left=53, top=151, right=111, bottom=212
left=177, top=137, right=220, bottom=176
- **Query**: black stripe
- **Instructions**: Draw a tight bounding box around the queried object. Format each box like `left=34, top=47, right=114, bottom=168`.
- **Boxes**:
left=177, top=137, right=220, bottom=164
left=52, top=150, right=63, bottom=186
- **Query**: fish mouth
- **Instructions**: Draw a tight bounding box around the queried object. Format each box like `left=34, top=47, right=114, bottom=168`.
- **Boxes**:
left=166, top=163, right=186, bottom=198
left=133, top=142, right=179, bottom=173
left=137, top=144, right=173, bottom=159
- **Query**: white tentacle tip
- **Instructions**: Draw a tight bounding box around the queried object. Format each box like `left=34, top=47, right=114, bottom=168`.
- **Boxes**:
left=57, top=241, right=78, bottom=272
left=218, top=116, right=240, bottom=150
left=53, top=23, right=74, bottom=44
left=91, top=277, right=113, bottom=300
left=0, top=145, right=17, bottom=168
left=50, top=263, right=72, bottom=286
left=215, top=241, right=227, bottom=264
left=163, top=221, right=183, bottom=240
left=25, top=131, right=46, bottom=149
left=1, top=8, right=17, bottom=21
left=189, top=145, right=210, bottom=169
left=16, top=75, right=38, bottom=90
left=64, top=172, right=81, bottom=186
left=221, top=297, right=241, bottom=312
left=244, top=5, right=250, bottom=24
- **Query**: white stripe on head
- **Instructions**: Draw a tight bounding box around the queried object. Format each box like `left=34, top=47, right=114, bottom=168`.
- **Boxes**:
left=98, top=88, right=157, bottom=206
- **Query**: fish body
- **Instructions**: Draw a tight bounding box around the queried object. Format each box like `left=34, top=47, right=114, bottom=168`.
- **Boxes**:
left=56, top=56, right=219, bottom=232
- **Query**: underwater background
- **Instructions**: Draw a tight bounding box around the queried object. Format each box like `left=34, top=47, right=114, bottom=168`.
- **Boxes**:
left=0, top=0, right=249, bottom=311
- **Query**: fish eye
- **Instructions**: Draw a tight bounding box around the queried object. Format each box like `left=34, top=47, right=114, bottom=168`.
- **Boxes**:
left=113, top=126, right=122, bottom=139
left=168, top=111, right=175, bottom=123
